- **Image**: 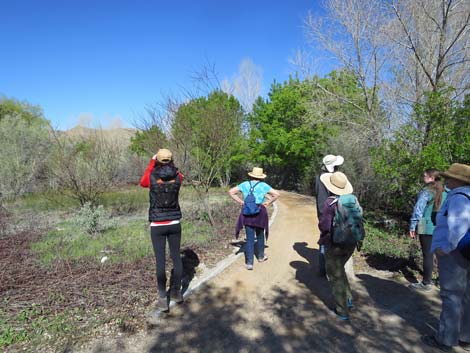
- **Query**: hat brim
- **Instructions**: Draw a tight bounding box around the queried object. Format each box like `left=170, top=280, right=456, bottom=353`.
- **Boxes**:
left=248, top=172, right=266, bottom=179
left=440, top=171, right=470, bottom=184
left=320, top=173, right=353, bottom=195
left=324, top=155, right=344, bottom=173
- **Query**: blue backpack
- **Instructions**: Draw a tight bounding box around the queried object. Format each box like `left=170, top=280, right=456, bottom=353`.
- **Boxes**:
left=242, top=181, right=260, bottom=216
left=331, top=194, right=366, bottom=246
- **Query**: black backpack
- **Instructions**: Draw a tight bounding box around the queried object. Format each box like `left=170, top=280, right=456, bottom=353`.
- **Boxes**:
left=242, top=181, right=260, bottom=216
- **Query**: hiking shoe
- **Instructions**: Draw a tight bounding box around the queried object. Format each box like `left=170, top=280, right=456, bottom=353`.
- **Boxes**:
left=333, top=309, right=349, bottom=321
left=421, top=335, right=453, bottom=352
left=257, top=256, right=268, bottom=263
left=347, top=297, right=354, bottom=309
left=170, top=289, right=184, bottom=304
left=156, top=297, right=169, bottom=312
left=246, top=264, right=253, bottom=270
left=460, top=340, right=470, bottom=351
left=409, top=282, right=433, bottom=292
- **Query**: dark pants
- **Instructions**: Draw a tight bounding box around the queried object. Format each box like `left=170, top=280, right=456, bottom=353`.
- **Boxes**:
left=419, top=234, right=433, bottom=285
left=150, top=224, right=182, bottom=298
left=325, top=244, right=356, bottom=316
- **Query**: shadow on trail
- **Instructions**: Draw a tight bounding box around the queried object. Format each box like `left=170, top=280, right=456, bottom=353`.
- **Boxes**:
left=356, top=273, right=440, bottom=335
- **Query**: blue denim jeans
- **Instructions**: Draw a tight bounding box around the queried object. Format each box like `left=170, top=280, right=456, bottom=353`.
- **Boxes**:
left=245, top=226, right=265, bottom=265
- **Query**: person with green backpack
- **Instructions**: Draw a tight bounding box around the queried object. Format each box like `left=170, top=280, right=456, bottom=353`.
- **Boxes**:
left=409, top=168, right=447, bottom=292
left=318, top=171, right=365, bottom=321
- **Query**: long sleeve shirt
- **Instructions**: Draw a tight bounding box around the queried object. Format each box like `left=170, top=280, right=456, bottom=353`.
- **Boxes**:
left=318, top=196, right=338, bottom=246
left=140, top=159, right=183, bottom=187
left=431, top=186, right=470, bottom=254
left=409, top=188, right=433, bottom=232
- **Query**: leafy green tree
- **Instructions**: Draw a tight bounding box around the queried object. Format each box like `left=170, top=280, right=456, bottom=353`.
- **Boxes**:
left=129, top=125, right=168, bottom=157
left=372, top=88, right=470, bottom=211
left=248, top=77, right=333, bottom=190
left=171, top=90, right=244, bottom=225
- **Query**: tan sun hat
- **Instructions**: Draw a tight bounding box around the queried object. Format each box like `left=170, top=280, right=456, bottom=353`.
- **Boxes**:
left=248, top=167, right=267, bottom=179
left=322, top=154, right=344, bottom=173
left=155, top=148, right=173, bottom=164
left=320, top=172, right=353, bottom=195
left=440, top=163, right=470, bottom=184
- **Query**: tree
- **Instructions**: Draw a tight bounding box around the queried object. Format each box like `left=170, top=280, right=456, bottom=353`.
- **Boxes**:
left=0, top=98, right=50, bottom=205
left=48, top=129, right=126, bottom=206
left=372, top=88, right=470, bottom=211
left=171, top=90, right=244, bottom=226
left=248, top=77, right=331, bottom=191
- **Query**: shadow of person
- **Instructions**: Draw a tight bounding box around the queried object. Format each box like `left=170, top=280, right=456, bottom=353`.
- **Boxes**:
left=356, top=273, right=440, bottom=334
left=290, top=241, right=334, bottom=310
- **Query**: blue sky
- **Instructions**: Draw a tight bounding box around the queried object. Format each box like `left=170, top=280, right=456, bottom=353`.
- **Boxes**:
left=0, top=0, right=325, bottom=129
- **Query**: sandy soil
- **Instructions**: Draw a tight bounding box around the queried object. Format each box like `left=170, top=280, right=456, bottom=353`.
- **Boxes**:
left=74, top=191, right=461, bottom=353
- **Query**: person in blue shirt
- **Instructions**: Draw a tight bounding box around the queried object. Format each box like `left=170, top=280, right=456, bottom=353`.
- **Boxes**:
left=409, top=168, right=447, bottom=292
left=422, top=163, right=470, bottom=352
left=228, top=167, right=280, bottom=270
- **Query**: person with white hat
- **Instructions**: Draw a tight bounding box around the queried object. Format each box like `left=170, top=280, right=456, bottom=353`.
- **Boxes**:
left=315, top=155, right=344, bottom=277
left=422, top=163, right=470, bottom=352
left=229, top=167, right=280, bottom=270
left=140, top=148, right=184, bottom=313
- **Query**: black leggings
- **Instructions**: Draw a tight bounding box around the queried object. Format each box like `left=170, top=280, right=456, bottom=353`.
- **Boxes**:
left=150, top=224, right=182, bottom=298
left=419, top=234, right=433, bottom=285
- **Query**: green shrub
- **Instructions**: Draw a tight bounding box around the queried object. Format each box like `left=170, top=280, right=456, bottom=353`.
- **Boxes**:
left=74, top=202, right=116, bottom=235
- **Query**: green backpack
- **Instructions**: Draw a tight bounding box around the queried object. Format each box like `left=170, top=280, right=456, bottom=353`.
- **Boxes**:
left=331, top=194, right=366, bottom=246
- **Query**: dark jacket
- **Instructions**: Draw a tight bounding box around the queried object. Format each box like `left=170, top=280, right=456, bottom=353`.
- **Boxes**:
left=235, top=205, right=270, bottom=240
left=318, top=196, right=337, bottom=246
left=315, top=170, right=331, bottom=219
left=140, top=159, right=183, bottom=222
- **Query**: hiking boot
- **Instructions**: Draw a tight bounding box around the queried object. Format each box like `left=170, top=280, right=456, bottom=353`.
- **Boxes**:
left=246, top=264, right=253, bottom=270
left=257, top=256, right=268, bottom=263
left=422, top=335, right=453, bottom=352
left=409, top=282, right=433, bottom=292
left=156, top=296, right=169, bottom=312
left=460, top=341, right=470, bottom=351
left=170, top=289, right=184, bottom=304
left=333, top=308, right=349, bottom=321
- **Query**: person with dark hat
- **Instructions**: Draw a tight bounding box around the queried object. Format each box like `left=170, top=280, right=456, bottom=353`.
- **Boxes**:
left=140, top=148, right=184, bottom=313
left=422, top=163, right=470, bottom=352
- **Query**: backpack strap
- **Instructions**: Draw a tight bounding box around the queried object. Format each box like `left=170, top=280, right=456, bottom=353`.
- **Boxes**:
left=248, top=181, right=260, bottom=193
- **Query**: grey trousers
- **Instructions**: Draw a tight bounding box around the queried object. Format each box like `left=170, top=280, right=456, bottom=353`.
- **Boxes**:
left=436, top=251, right=470, bottom=346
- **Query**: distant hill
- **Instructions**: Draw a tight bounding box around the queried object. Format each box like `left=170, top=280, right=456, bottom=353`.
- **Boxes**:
left=64, top=126, right=138, bottom=146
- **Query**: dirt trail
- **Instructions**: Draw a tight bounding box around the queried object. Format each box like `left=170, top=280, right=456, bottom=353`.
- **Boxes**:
left=76, top=191, right=457, bottom=353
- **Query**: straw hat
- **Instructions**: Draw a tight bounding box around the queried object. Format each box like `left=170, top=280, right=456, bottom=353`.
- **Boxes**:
left=320, top=172, right=353, bottom=195
left=155, top=148, right=172, bottom=164
left=440, top=163, right=470, bottom=184
left=322, top=154, right=344, bottom=173
left=248, top=167, right=267, bottom=179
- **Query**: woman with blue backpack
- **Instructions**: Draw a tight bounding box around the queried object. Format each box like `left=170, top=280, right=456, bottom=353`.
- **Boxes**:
left=228, top=167, right=280, bottom=270
left=409, top=168, right=447, bottom=292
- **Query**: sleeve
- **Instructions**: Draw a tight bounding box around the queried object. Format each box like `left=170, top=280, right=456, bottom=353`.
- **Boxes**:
left=140, top=159, right=156, bottom=188
left=318, top=197, right=336, bottom=235
left=315, top=176, right=329, bottom=219
left=447, top=194, right=470, bottom=252
left=409, top=189, right=432, bottom=231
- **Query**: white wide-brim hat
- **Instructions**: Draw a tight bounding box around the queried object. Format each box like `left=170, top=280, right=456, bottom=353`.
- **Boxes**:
left=320, top=172, right=353, bottom=196
left=322, top=154, right=344, bottom=173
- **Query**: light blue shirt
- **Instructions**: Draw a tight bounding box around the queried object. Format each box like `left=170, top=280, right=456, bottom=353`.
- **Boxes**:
left=238, top=181, right=272, bottom=204
left=431, top=186, right=470, bottom=254
left=410, top=188, right=433, bottom=232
